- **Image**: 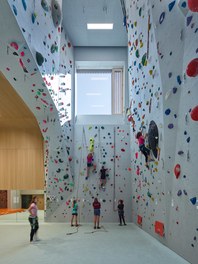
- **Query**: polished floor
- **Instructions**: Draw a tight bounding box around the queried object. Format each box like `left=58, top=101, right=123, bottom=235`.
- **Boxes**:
left=0, top=214, right=189, bottom=264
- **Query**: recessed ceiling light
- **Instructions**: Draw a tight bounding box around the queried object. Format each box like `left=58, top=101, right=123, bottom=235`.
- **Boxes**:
left=87, top=23, right=113, bottom=30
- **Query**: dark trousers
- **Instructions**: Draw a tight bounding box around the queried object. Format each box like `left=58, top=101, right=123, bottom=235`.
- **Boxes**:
left=29, top=216, right=39, bottom=242
left=139, top=144, right=150, bottom=163
left=118, top=212, right=126, bottom=225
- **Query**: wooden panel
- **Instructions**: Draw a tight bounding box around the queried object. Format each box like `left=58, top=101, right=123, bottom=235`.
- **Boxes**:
left=0, top=73, right=44, bottom=190
left=0, top=191, right=7, bottom=208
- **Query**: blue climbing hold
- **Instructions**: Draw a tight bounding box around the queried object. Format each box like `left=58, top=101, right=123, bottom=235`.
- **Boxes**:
left=187, top=16, right=193, bottom=27
left=12, top=5, right=17, bottom=16
left=32, top=13, right=36, bottom=24
left=190, top=197, right=197, bottom=205
left=177, top=190, right=182, bottom=196
left=177, top=75, right=182, bottom=85
left=168, top=1, right=176, bottom=12
left=165, top=109, right=171, bottom=115
left=168, top=123, right=174, bottom=129
left=22, top=0, right=27, bottom=11
left=159, top=12, right=165, bottom=24
left=172, top=87, right=177, bottom=94
left=181, top=1, right=187, bottom=8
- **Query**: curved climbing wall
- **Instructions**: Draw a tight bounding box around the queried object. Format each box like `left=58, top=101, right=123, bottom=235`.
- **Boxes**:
left=126, top=0, right=198, bottom=263
left=0, top=0, right=74, bottom=222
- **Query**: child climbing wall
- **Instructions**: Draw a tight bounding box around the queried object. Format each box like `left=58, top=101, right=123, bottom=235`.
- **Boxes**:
left=74, top=124, right=132, bottom=223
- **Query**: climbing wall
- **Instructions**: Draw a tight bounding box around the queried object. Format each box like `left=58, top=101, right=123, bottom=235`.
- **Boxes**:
left=72, top=124, right=132, bottom=223
left=126, top=0, right=198, bottom=263
left=0, top=0, right=75, bottom=222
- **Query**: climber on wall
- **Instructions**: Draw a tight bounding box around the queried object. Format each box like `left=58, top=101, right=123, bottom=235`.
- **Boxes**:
left=136, top=131, right=151, bottom=169
left=86, top=152, right=96, bottom=179
left=99, top=166, right=108, bottom=189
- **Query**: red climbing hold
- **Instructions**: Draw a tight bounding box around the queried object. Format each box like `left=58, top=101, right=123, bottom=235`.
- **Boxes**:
left=137, top=215, right=142, bottom=225
left=191, top=105, right=198, bottom=121
left=186, top=58, right=198, bottom=77
left=10, top=42, right=19, bottom=51
left=174, top=164, right=181, bottom=179
left=188, top=0, right=198, bottom=12
left=155, top=221, right=164, bottom=237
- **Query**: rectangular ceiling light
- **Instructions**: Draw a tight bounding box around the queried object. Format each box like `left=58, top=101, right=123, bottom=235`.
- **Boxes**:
left=87, top=23, right=113, bottom=30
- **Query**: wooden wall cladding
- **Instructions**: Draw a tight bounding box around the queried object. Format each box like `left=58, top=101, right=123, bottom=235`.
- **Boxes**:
left=0, top=72, right=44, bottom=190
left=0, top=128, right=44, bottom=190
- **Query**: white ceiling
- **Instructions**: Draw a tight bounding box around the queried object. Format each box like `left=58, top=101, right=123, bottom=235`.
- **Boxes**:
left=62, top=0, right=128, bottom=47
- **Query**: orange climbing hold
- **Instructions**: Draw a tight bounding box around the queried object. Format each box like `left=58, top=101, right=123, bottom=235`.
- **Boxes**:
left=155, top=221, right=164, bottom=237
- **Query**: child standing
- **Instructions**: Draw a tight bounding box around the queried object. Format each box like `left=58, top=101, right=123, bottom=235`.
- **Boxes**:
left=28, top=196, right=39, bottom=243
left=117, top=200, right=126, bottom=226
left=71, top=199, right=78, bottom=227
left=93, top=198, right=101, bottom=229
left=136, top=131, right=151, bottom=169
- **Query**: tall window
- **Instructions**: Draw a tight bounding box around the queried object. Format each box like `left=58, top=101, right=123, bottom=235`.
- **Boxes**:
left=76, top=68, right=123, bottom=115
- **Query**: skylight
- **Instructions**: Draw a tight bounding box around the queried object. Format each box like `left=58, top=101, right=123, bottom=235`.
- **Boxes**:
left=87, top=23, right=113, bottom=30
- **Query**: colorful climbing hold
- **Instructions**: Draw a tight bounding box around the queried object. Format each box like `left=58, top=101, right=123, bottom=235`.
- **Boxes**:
left=12, top=5, right=17, bottom=16
left=22, top=0, right=27, bottom=11
left=168, top=1, right=176, bottom=12
left=188, top=0, right=198, bottom=12
left=168, top=123, right=174, bottom=129
left=51, top=0, right=62, bottom=28
left=36, top=52, right=44, bottom=66
left=41, top=0, right=49, bottom=12
left=10, top=42, right=19, bottom=51
left=174, top=164, right=181, bottom=179
left=190, top=105, right=198, bottom=121
left=165, top=109, right=171, bottom=115
left=190, top=197, right=197, bottom=205
left=159, top=12, right=166, bottom=24
left=186, top=58, right=198, bottom=77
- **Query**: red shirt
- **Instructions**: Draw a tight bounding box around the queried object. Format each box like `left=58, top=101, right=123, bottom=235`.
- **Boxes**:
left=138, top=135, right=145, bottom=146
left=93, top=201, right=101, bottom=209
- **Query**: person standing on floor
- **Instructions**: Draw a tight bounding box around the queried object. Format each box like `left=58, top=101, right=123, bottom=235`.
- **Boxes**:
left=117, top=200, right=126, bottom=226
left=28, top=196, right=39, bottom=243
left=71, top=199, right=78, bottom=227
left=93, top=197, right=101, bottom=229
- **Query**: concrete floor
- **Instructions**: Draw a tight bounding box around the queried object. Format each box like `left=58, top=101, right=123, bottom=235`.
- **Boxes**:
left=0, top=219, right=190, bottom=264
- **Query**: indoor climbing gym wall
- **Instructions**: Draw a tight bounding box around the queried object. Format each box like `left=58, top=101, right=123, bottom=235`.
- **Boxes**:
left=73, top=124, right=132, bottom=223
left=125, top=0, right=198, bottom=263
left=0, top=0, right=75, bottom=222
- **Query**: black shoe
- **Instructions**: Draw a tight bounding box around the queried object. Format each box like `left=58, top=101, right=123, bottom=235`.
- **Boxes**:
left=94, top=226, right=96, bottom=229
left=119, top=224, right=122, bottom=226
left=124, top=223, right=127, bottom=225
left=97, top=226, right=101, bottom=229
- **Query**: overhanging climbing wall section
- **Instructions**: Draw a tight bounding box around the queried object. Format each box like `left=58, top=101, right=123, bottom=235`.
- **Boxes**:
left=0, top=0, right=75, bottom=222
left=126, top=0, right=198, bottom=263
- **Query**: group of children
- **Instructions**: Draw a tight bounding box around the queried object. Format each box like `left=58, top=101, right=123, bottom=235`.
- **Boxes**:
left=27, top=130, right=151, bottom=242
left=70, top=198, right=127, bottom=228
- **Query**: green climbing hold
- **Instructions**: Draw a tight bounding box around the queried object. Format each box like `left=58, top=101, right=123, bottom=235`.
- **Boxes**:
left=135, top=50, right=140, bottom=58
left=36, top=51, right=44, bottom=66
